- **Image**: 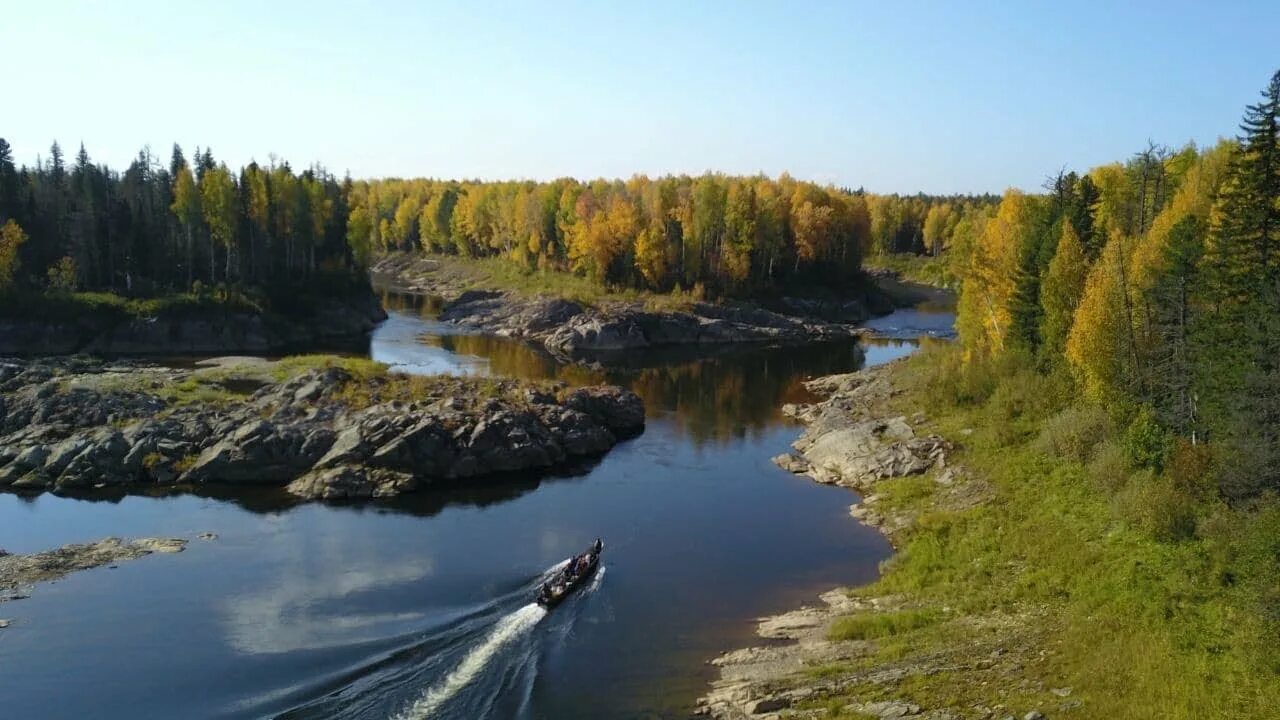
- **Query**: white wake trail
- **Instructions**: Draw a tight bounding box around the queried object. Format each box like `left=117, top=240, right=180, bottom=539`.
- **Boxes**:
left=395, top=603, right=547, bottom=719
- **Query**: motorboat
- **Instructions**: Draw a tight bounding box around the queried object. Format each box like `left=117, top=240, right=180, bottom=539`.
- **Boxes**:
left=536, top=539, right=603, bottom=607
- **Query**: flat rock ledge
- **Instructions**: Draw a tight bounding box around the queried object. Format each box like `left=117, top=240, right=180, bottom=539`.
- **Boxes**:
left=438, top=289, right=868, bottom=357
left=0, top=358, right=644, bottom=501
left=1, top=536, right=187, bottom=607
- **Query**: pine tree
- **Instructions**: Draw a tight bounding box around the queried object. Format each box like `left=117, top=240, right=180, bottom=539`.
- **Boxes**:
left=1145, top=216, right=1205, bottom=438
left=1204, top=69, right=1280, bottom=496
left=1209, top=70, right=1280, bottom=300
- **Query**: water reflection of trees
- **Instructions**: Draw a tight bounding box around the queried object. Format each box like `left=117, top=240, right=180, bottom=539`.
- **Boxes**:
left=430, top=333, right=867, bottom=447
left=380, top=290, right=445, bottom=317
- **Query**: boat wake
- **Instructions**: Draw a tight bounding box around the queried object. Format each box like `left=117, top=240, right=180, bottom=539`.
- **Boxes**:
left=393, top=603, right=547, bottom=719
left=270, top=560, right=602, bottom=720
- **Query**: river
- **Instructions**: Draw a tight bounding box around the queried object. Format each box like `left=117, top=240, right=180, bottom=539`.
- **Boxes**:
left=0, top=293, right=954, bottom=720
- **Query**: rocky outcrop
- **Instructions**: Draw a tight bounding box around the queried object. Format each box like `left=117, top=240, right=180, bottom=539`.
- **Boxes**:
left=771, top=367, right=951, bottom=495
left=701, top=362, right=1003, bottom=720
left=372, top=252, right=892, bottom=356
left=0, top=293, right=387, bottom=356
left=1, top=537, right=187, bottom=603
left=440, top=291, right=868, bottom=357
left=0, top=358, right=644, bottom=501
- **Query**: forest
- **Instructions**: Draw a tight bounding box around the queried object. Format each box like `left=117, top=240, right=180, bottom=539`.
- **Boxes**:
left=350, top=174, right=994, bottom=297
left=0, top=141, right=369, bottom=316
left=938, top=69, right=1280, bottom=502
left=0, top=134, right=998, bottom=310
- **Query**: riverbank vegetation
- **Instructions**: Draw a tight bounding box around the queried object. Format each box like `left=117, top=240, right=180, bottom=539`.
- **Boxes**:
left=354, top=175, right=993, bottom=299
left=809, top=69, right=1280, bottom=719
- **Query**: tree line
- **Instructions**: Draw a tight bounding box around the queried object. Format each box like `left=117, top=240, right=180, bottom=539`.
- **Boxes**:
left=0, top=141, right=367, bottom=307
left=949, top=69, right=1280, bottom=499
left=349, top=174, right=994, bottom=298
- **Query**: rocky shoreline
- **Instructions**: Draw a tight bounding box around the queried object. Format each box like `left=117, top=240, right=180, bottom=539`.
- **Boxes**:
left=0, top=357, right=643, bottom=501
left=698, top=363, right=1024, bottom=720
left=0, top=536, right=194, bottom=630
left=372, top=254, right=896, bottom=357
left=0, top=293, right=387, bottom=356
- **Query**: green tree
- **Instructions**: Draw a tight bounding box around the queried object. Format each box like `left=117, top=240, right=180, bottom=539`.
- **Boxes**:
left=199, top=165, right=239, bottom=281
left=0, top=219, right=27, bottom=293
left=1039, top=220, right=1088, bottom=359
left=170, top=162, right=201, bottom=286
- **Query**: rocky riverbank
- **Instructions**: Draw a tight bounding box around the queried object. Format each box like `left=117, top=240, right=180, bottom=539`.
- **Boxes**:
left=372, top=254, right=896, bottom=357
left=0, top=357, right=643, bottom=500
left=0, top=536, right=193, bottom=630
left=699, top=363, right=1056, bottom=720
left=0, top=293, right=387, bottom=356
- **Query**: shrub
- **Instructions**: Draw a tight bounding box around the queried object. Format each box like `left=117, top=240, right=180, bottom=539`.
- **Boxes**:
left=904, top=343, right=1000, bottom=409
left=1166, top=439, right=1217, bottom=500
left=1113, top=469, right=1198, bottom=542
left=1034, top=404, right=1114, bottom=462
left=46, top=256, right=79, bottom=292
left=1087, top=439, right=1133, bottom=493
left=1124, top=406, right=1173, bottom=472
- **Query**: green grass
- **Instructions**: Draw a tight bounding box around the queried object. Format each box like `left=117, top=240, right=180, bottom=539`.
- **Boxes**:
left=829, top=608, right=942, bottom=641
left=0, top=289, right=266, bottom=322
left=268, top=355, right=388, bottom=382
left=864, top=252, right=957, bottom=289
left=810, top=343, right=1280, bottom=719
left=442, top=255, right=698, bottom=310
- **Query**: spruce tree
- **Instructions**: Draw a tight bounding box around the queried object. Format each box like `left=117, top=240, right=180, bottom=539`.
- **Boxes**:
left=1205, top=69, right=1280, bottom=497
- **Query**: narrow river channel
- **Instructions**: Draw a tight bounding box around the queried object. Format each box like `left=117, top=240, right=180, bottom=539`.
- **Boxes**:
left=0, top=293, right=954, bottom=719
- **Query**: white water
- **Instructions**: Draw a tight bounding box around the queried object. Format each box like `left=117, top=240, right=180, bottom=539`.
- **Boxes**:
left=395, top=603, right=548, bottom=719
left=393, top=559, right=599, bottom=720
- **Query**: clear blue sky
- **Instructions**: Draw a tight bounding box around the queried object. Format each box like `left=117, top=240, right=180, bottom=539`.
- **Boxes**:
left=7, top=1, right=1279, bottom=193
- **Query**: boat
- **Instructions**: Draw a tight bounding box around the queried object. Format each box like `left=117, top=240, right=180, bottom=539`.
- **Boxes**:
left=536, top=539, right=604, bottom=607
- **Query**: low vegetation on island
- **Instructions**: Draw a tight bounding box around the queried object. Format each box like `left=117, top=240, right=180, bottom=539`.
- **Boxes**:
left=0, top=355, right=644, bottom=501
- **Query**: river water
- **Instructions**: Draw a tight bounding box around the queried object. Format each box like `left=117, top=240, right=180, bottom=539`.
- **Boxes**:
left=0, top=293, right=953, bottom=720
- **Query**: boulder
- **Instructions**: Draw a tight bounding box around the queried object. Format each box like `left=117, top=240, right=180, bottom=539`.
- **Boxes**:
left=544, top=313, right=650, bottom=354
left=563, top=386, right=645, bottom=434
left=286, top=465, right=417, bottom=500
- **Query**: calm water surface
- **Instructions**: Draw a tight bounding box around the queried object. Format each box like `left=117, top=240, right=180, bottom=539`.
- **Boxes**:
left=0, top=293, right=954, bottom=720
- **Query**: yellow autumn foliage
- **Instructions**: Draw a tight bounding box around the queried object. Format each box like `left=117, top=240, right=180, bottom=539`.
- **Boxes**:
left=957, top=189, right=1032, bottom=359
left=1065, top=231, right=1134, bottom=402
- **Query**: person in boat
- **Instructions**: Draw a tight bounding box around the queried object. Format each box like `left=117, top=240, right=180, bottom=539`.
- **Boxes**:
left=591, top=538, right=603, bottom=556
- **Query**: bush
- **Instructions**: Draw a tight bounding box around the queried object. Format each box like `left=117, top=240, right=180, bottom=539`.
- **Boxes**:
left=904, top=343, right=1000, bottom=409
left=1125, top=406, right=1173, bottom=472
left=1087, top=439, right=1133, bottom=493
left=1166, top=439, right=1217, bottom=500
left=1034, top=404, right=1114, bottom=462
left=1113, top=469, right=1198, bottom=542
left=986, top=366, right=1069, bottom=445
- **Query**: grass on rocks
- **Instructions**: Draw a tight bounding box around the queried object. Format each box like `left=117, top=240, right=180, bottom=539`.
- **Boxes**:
left=805, top=342, right=1280, bottom=719
left=863, top=252, right=957, bottom=290
left=68, top=354, right=554, bottom=412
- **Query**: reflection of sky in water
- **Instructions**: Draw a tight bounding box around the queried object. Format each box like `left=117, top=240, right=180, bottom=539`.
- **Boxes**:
left=368, top=313, right=489, bottom=376
left=222, top=524, right=434, bottom=655
left=0, top=297, right=955, bottom=720
left=862, top=338, right=921, bottom=366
